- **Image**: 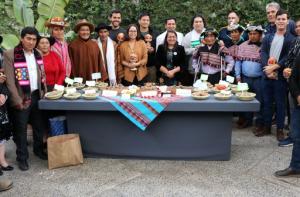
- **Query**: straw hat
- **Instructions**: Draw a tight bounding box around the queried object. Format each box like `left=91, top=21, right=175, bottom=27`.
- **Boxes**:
left=45, top=17, right=69, bottom=28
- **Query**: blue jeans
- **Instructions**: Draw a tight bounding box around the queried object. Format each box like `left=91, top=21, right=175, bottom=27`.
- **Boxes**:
left=242, top=76, right=263, bottom=126
left=290, top=107, right=300, bottom=170
left=262, top=79, right=287, bottom=129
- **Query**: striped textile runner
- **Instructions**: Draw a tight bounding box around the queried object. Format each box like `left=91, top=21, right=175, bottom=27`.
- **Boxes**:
left=101, top=96, right=182, bottom=131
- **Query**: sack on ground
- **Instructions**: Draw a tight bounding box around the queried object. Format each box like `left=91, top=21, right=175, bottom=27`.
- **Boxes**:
left=47, top=134, right=83, bottom=169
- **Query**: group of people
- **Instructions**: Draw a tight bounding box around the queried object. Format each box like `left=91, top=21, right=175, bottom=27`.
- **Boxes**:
left=0, top=1, right=300, bottom=192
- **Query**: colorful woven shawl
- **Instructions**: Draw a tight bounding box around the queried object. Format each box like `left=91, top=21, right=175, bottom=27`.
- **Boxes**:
left=14, top=43, right=45, bottom=102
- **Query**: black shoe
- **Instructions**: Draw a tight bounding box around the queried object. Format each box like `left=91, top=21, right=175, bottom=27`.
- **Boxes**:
left=18, top=160, right=29, bottom=171
left=0, top=169, right=3, bottom=176
left=275, top=167, right=300, bottom=177
left=34, top=151, right=48, bottom=160
left=1, top=165, right=14, bottom=171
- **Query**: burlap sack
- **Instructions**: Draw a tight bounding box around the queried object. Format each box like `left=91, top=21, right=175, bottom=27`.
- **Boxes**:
left=47, top=134, right=83, bottom=169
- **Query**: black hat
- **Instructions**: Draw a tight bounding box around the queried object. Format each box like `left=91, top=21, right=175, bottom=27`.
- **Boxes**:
left=201, top=28, right=218, bottom=38
left=95, top=23, right=112, bottom=33
left=227, top=24, right=245, bottom=33
left=38, top=34, right=56, bottom=46
left=0, top=35, right=2, bottom=44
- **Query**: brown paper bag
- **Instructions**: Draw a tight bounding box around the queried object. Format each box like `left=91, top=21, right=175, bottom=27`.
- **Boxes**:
left=47, top=134, right=83, bottom=169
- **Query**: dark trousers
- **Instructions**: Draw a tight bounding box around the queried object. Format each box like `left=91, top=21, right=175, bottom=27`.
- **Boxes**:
left=241, top=76, right=264, bottom=126
left=207, top=72, right=223, bottom=86
left=262, top=79, right=287, bottom=129
left=290, top=107, right=300, bottom=170
left=145, top=66, right=157, bottom=83
left=122, top=77, right=146, bottom=86
left=11, top=90, right=45, bottom=161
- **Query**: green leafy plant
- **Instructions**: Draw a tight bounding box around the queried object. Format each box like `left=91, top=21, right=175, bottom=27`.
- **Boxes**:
left=0, top=0, right=69, bottom=49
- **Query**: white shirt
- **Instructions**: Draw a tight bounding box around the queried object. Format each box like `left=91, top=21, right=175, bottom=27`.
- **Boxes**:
left=156, top=31, right=184, bottom=51
left=270, top=34, right=284, bottom=62
left=24, top=51, right=38, bottom=91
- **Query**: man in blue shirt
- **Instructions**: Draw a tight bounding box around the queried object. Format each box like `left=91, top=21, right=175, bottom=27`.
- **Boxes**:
left=235, top=25, right=264, bottom=131
left=258, top=9, right=296, bottom=140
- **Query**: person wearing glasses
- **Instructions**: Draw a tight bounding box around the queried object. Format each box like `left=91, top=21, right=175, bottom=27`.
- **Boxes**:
left=118, top=24, right=148, bottom=86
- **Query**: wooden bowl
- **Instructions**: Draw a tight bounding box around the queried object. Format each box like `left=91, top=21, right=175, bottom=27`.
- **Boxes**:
left=63, top=92, right=81, bottom=100
left=236, top=92, right=256, bottom=101
left=45, top=91, right=63, bottom=100
left=191, top=92, right=210, bottom=100
left=214, top=93, right=232, bottom=100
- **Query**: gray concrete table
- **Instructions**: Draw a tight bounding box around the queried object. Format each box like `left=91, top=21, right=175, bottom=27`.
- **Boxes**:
left=39, top=96, right=259, bottom=160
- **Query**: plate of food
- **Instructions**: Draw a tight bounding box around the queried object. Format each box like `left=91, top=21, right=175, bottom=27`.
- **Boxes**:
left=63, top=92, right=81, bottom=100
left=236, top=92, right=256, bottom=101
left=191, top=91, right=210, bottom=100
left=82, top=93, right=98, bottom=100
left=45, top=91, right=63, bottom=100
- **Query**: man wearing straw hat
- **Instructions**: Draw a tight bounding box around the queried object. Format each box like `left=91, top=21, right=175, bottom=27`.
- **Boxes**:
left=192, top=28, right=234, bottom=85
left=45, top=17, right=72, bottom=78
left=68, top=19, right=105, bottom=82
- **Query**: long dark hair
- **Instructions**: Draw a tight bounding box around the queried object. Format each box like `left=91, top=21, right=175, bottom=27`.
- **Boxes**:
left=163, top=30, right=178, bottom=51
left=125, top=24, right=141, bottom=41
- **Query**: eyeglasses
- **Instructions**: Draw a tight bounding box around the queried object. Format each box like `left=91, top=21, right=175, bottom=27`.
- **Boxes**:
left=129, top=30, right=137, bottom=33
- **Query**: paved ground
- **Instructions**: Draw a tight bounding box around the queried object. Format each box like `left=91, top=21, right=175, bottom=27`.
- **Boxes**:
left=1, top=123, right=299, bottom=197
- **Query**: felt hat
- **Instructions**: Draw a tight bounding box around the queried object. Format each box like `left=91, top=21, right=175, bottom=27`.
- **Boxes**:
left=95, top=23, right=112, bottom=33
left=201, top=28, right=219, bottom=38
left=74, top=19, right=95, bottom=33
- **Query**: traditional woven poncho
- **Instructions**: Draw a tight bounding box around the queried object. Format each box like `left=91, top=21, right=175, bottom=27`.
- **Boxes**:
left=236, top=40, right=261, bottom=63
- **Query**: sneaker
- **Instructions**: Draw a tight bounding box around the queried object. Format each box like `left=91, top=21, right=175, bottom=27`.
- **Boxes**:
left=278, top=137, right=293, bottom=147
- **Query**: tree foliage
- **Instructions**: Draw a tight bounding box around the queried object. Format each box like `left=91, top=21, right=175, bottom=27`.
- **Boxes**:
left=1, top=0, right=300, bottom=36
left=64, top=0, right=300, bottom=34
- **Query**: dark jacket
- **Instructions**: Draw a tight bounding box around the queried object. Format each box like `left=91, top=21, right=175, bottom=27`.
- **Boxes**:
left=289, top=55, right=300, bottom=106
left=218, top=27, right=248, bottom=48
left=260, top=32, right=296, bottom=80
left=156, top=44, right=187, bottom=71
left=264, top=20, right=296, bottom=36
left=140, top=27, right=159, bottom=67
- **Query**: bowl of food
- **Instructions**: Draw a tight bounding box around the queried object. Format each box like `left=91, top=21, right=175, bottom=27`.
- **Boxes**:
left=82, top=93, right=98, bottom=100
left=236, top=92, right=256, bottom=101
left=83, top=87, right=98, bottom=92
left=214, top=91, right=232, bottom=100
left=96, top=82, right=109, bottom=90
left=191, top=91, right=210, bottom=100
left=45, top=91, right=63, bottom=100
left=73, top=83, right=85, bottom=90
left=212, top=84, right=229, bottom=94
left=63, top=92, right=81, bottom=100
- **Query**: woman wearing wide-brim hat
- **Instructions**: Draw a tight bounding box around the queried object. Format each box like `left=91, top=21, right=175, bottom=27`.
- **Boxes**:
left=45, top=17, right=72, bottom=77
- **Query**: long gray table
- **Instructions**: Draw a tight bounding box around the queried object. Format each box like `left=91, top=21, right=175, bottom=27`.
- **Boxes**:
left=39, top=96, right=259, bottom=160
